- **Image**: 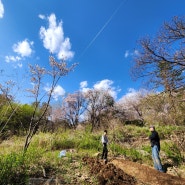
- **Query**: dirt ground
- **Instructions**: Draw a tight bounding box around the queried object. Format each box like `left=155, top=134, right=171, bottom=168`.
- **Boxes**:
left=83, top=157, right=137, bottom=185
left=83, top=157, right=185, bottom=185
left=28, top=156, right=185, bottom=184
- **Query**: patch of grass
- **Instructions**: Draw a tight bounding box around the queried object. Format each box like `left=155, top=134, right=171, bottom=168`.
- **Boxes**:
left=77, top=133, right=100, bottom=151
left=31, top=132, right=53, bottom=150
left=126, top=148, right=143, bottom=162
left=110, top=143, right=126, bottom=156
left=0, top=136, right=24, bottom=154
left=31, top=132, right=77, bottom=150
left=0, top=152, right=28, bottom=185
left=52, top=137, right=76, bottom=150
left=110, top=143, right=140, bottom=160
left=156, top=125, right=183, bottom=139
left=0, top=125, right=185, bottom=183
left=118, top=125, right=149, bottom=137
left=162, top=141, right=184, bottom=166
left=141, top=144, right=151, bottom=153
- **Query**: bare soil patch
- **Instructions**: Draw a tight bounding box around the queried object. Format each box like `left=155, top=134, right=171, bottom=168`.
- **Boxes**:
left=83, top=157, right=137, bottom=185
left=83, top=157, right=185, bottom=185
left=111, top=158, right=185, bottom=185
left=28, top=156, right=185, bottom=185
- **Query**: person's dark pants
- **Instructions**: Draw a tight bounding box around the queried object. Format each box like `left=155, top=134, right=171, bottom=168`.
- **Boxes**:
left=102, top=143, right=108, bottom=160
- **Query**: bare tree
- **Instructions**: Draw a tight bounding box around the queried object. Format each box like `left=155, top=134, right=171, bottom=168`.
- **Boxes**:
left=117, top=89, right=148, bottom=122
left=52, top=91, right=86, bottom=129
left=131, top=16, right=185, bottom=125
left=23, top=55, right=77, bottom=152
left=84, top=89, right=114, bottom=132
left=132, top=16, right=185, bottom=92
left=63, top=91, right=86, bottom=128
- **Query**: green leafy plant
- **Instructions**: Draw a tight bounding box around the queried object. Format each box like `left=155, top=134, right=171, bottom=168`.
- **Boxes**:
left=0, top=152, right=28, bottom=185
left=110, top=143, right=126, bottom=156
left=77, top=134, right=100, bottom=150
left=162, top=142, right=184, bottom=166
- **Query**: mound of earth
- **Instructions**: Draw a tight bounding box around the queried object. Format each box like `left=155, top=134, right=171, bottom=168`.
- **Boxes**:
left=83, top=157, right=137, bottom=185
left=83, top=157, right=185, bottom=185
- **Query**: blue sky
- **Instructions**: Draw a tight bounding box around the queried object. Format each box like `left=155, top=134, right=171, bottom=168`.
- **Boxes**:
left=0, top=0, right=185, bottom=103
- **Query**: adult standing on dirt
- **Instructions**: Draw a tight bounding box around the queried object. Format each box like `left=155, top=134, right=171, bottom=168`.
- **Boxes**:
left=101, top=130, right=108, bottom=163
left=149, top=125, right=164, bottom=172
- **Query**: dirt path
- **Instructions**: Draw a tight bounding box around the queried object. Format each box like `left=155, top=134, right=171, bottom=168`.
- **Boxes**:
left=111, top=159, right=185, bottom=185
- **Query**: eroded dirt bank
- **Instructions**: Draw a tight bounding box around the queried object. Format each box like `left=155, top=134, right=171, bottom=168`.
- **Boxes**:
left=83, top=157, right=185, bottom=185
left=83, top=157, right=137, bottom=185
left=111, top=159, right=185, bottom=185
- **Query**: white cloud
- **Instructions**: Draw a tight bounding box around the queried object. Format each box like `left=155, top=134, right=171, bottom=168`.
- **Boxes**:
left=12, top=62, right=23, bottom=68
left=124, top=49, right=139, bottom=58
left=5, top=39, right=33, bottom=67
left=80, top=81, right=89, bottom=93
left=39, top=13, right=74, bottom=60
left=118, top=88, right=149, bottom=104
left=17, top=63, right=23, bottom=68
left=134, top=50, right=139, bottom=56
left=0, top=0, right=4, bottom=18
left=124, top=50, right=129, bottom=58
left=38, top=14, right=45, bottom=20
left=13, top=39, right=33, bottom=57
left=5, top=55, right=21, bottom=63
left=93, top=79, right=113, bottom=90
left=123, top=88, right=137, bottom=98
left=53, top=85, right=65, bottom=100
left=79, top=79, right=120, bottom=99
left=44, top=85, right=65, bottom=101
left=80, top=81, right=88, bottom=88
left=5, top=56, right=23, bottom=68
left=93, top=79, right=119, bottom=99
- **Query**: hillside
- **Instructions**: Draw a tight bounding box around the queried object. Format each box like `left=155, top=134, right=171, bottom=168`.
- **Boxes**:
left=0, top=124, right=185, bottom=184
left=29, top=156, right=185, bottom=185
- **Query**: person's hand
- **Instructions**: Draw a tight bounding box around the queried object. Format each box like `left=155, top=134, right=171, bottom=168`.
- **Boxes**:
left=143, top=137, right=149, bottom=140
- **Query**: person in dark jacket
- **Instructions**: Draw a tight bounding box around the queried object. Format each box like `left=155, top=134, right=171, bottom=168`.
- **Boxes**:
left=149, top=125, right=164, bottom=172
left=101, top=130, right=108, bottom=163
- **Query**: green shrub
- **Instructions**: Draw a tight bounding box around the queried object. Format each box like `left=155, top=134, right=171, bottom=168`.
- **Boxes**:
left=162, top=142, right=184, bottom=165
left=126, top=148, right=143, bottom=162
left=24, top=146, right=61, bottom=178
left=25, top=146, right=45, bottom=163
left=125, top=120, right=144, bottom=127
left=110, top=143, right=126, bottom=156
left=0, top=152, right=28, bottom=185
left=110, top=143, right=149, bottom=163
left=31, top=132, right=77, bottom=150
left=51, top=138, right=76, bottom=150
left=157, top=125, right=183, bottom=139
left=120, top=125, right=149, bottom=137
left=77, top=134, right=100, bottom=150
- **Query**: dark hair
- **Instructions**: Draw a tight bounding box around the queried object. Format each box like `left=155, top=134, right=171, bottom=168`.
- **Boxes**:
left=104, top=130, right=107, bottom=133
left=149, top=125, right=155, bottom=129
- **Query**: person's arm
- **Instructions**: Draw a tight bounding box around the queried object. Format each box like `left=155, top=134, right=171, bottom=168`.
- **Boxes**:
left=106, top=136, right=108, bottom=144
left=101, top=135, right=104, bottom=144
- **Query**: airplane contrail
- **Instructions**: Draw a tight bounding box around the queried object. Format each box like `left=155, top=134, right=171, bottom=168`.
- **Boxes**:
left=79, top=0, right=128, bottom=59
